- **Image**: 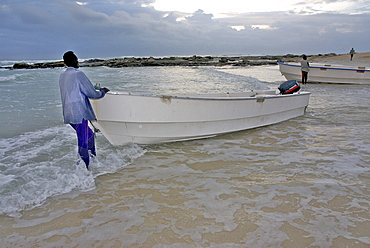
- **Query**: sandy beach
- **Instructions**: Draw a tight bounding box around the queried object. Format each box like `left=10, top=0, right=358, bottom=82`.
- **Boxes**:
left=309, top=51, right=370, bottom=66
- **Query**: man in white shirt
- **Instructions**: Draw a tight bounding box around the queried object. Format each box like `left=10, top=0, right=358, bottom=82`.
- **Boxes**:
left=300, top=54, right=310, bottom=84
left=59, top=51, right=109, bottom=169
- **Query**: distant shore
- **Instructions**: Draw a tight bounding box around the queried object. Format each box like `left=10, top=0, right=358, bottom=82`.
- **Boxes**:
left=5, top=52, right=370, bottom=69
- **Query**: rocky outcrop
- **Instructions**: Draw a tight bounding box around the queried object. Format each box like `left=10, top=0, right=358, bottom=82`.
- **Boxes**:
left=12, top=61, right=65, bottom=69
left=7, top=53, right=338, bottom=69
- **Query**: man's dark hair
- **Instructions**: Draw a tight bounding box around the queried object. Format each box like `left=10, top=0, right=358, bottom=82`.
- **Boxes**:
left=63, top=51, right=78, bottom=68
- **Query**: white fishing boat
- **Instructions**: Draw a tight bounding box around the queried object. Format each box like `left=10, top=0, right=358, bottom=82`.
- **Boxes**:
left=90, top=89, right=311, bottom=145
left=278, top=61, right=370, bottom=84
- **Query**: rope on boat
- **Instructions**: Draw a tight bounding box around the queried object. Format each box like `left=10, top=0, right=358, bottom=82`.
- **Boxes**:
left=89, top=121, right=100, bottom=137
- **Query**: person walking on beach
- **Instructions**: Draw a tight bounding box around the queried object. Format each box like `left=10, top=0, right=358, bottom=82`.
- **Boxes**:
left=59, top=51, right=109, bottom=169
left=300, top=54, right=310, bottom=84
left=349, top=48, right=355, bottom=61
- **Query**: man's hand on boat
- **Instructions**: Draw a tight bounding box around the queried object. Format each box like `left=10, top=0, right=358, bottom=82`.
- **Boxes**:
left=101, top=87, right=110, bottom=93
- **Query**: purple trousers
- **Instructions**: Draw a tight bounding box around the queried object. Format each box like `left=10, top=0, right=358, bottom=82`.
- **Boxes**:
left=70, top=119, right=96, bottom=168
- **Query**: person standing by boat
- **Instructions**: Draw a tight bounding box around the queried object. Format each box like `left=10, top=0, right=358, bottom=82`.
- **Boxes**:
left=59, top=51, right=110, bottom=169
left=349, top=48, right=355, bottom=61
left=300, top=54, right=310, bottom=84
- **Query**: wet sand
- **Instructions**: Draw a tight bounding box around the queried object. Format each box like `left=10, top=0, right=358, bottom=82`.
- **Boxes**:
left=1, top=62, right=370, bottom=247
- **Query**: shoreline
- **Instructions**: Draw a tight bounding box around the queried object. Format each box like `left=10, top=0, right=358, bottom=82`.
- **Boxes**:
left=5, top=52, right=370, bottom=69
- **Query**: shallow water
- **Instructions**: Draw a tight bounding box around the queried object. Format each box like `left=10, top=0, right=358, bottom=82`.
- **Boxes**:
left=0, top=64, right=369, bottom=247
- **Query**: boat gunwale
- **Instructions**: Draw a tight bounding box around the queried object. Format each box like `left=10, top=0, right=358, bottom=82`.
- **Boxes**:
left=105, top=91, right=311, bottom=101
left=278, top=61, right=369, bottom=72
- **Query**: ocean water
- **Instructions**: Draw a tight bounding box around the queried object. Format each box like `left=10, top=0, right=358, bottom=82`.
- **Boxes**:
left=0, top=63, right=369, bottom=247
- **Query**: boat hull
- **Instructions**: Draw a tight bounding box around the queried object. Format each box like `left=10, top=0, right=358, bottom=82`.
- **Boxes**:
left=91, top=91, right=311, bottom=145
left=278, top=61, right=370, bottom=84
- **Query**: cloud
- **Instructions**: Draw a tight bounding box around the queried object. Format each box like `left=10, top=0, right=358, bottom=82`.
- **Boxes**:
left=8, top=3, right=53, bottom=25
left=0, top=0, right=369, bottom=59
left=60, top=1, right=110, bottom=23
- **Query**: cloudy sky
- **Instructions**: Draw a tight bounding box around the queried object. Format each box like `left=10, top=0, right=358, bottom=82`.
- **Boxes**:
left=1, top=0, right=369, bottom=60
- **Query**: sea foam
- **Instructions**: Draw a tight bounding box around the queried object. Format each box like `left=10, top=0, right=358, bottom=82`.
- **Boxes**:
left=0, top=125, right=146, bottom=216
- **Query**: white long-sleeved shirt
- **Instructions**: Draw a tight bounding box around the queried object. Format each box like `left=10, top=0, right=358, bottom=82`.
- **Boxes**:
left=300, top=60, right=310, bottom=72
left=59, top=67, right=105, bottom=124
